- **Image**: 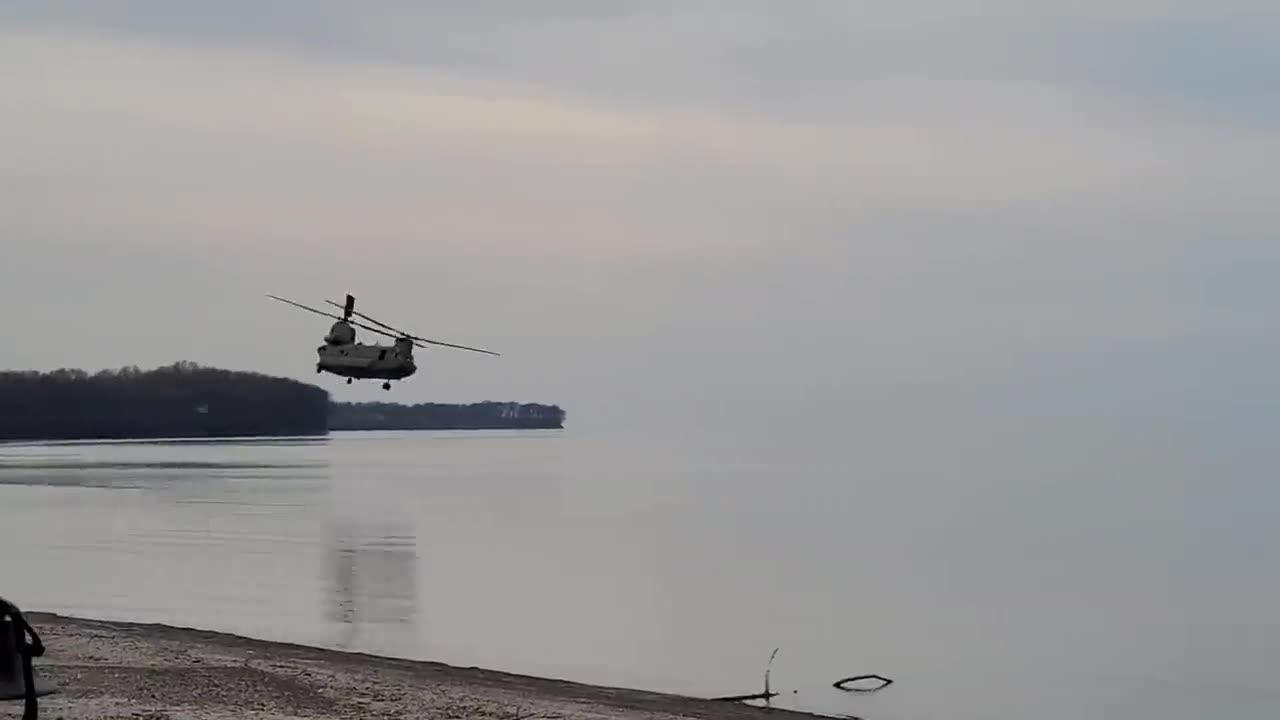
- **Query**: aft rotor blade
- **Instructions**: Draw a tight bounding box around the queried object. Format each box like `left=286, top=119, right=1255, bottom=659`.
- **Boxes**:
left=269, top=294, right=400, bottom=342
left=323, top=299, right=500, bottom=356
left=413, top=338, right=501, bottom=356
left=324, top=300, right=411, bottom=337
left=348, top=319, right=403, bottom=343
left=267, top=294, right=345, bottom=322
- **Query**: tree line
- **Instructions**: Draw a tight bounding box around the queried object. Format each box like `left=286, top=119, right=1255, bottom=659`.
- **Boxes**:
left=0, top=362, right=331, bottom=440
left=0, top=362, right=563, bottom=440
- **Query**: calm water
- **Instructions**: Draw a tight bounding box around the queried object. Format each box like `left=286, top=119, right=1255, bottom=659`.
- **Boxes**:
left=0, top=429, right=1275, bottom=719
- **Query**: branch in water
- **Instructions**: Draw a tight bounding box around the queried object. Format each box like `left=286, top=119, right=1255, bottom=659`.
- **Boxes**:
left=711, top=648, right=782, bottom=705
left=710, top=691, right=781, bottom=703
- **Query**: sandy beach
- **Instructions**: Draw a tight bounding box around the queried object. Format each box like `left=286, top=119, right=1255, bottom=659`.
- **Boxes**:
left=17, top=614, right=817, bottom=720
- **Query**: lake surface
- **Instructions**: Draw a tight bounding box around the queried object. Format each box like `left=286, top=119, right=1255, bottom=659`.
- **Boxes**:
left=0, top=429, right=1275, bottom=719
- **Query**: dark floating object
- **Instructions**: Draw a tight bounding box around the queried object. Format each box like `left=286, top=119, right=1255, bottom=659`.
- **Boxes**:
left=833, top=674, right=894, bottom=693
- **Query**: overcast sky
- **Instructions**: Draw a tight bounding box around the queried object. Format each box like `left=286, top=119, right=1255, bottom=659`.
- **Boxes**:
left=2, top=1, right=1277, bottom=432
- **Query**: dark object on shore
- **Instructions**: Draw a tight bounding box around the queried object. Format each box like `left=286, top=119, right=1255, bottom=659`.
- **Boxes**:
left=832, top=674, right=893, bottom=693
left=0, top=597, right=56, bottom=720
left=329, top=401, right=565, bottom=431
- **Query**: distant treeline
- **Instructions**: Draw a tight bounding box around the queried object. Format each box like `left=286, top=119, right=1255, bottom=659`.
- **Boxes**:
left=329, top=401, right=566, bottom=431
left=0, top=362, right=564, bottom=440
left=0, top=362, right=329, bottom=440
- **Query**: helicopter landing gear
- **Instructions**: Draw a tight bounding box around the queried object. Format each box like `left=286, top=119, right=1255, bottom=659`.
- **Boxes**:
left=346, top=378, right=353, bottom=385
left=382, top=382, right=392, bottom=391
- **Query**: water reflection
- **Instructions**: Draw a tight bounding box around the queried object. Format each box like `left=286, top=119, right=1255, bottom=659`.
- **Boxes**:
left=0, top=461, right=321, bottom=470
left=0, top=441, right=329, bottom=490
left=0, top=436, right=331, bottom=448
left=327, top=518, right=417, bottom=649
left=6, top=430, right=1267, bottom=720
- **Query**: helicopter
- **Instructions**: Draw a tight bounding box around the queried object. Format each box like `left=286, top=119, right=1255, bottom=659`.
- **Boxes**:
left=267, top=293, right=499, bottom=390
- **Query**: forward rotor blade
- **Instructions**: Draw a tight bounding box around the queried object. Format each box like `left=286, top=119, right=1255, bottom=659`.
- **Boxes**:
left=412, top=338, right=501, bottom=356
left=267, top=294, right=344, bottom=322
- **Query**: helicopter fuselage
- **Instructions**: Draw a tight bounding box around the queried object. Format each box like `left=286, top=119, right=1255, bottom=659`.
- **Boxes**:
left=317, top=342, right=418, bottom=380
left=316, top=324, right=417, bottom=381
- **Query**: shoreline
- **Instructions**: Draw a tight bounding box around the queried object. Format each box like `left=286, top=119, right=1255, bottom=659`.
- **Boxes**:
left=24, top=612, right=817, bottom=720
left=0, top=427, right=564, bottom=445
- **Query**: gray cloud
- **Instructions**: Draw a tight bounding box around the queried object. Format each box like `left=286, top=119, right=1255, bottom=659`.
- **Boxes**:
left=6, top=1, right=1279, bottom=124
left=1, top=4, right=1277, bottom=432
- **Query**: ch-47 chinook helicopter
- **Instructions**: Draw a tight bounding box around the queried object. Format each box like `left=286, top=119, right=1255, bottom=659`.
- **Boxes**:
left=267, top=293, right=499, bottom=390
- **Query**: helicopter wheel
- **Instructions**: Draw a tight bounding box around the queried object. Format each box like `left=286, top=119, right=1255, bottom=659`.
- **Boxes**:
left=346, top=378, right=353, bottom=385
left=382, top=382, right=392, bottom=391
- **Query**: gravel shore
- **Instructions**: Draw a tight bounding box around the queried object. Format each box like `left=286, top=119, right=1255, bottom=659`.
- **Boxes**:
left=17, top=614, right=815, bottom=720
